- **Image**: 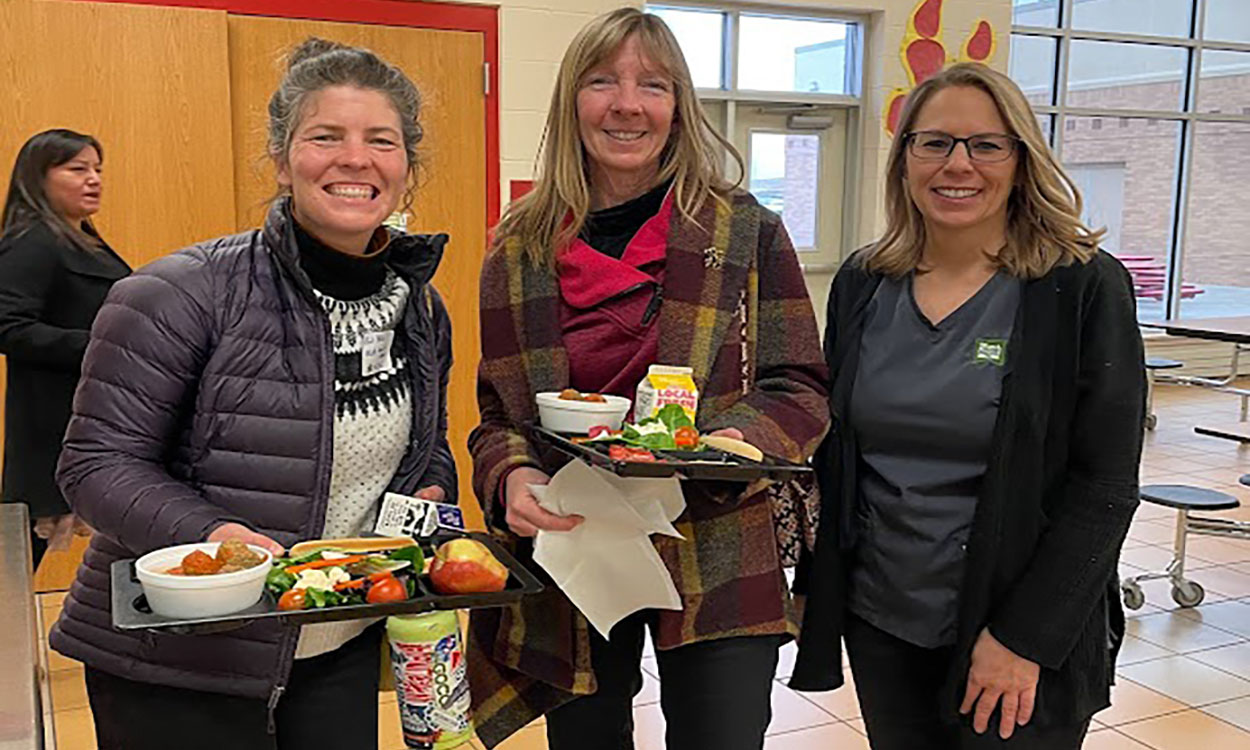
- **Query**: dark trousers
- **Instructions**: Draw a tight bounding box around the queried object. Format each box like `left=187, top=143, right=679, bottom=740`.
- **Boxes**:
left=844, top=613, right=1089, bottom=750
left=86, top=624, right=382, bottom=750
left=30, top=523, right=47, bottom=570
left=546, top=612, right=782, bottom=750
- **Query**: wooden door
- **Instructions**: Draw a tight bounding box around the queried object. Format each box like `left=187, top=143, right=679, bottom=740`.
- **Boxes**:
left=0, top=0, right=238, bottom=589
left=2, top=4, right=490, bottom=592
left=227, top=16, right=487, bottom=527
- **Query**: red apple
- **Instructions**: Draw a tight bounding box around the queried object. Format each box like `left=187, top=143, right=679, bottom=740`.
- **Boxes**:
left=428, top=539, right=509, bottom=594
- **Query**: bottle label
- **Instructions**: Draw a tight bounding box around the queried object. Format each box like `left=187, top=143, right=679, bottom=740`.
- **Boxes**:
left=390, top=632, right=472, bottom=749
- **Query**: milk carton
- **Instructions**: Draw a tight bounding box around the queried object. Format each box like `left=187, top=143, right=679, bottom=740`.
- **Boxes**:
left=634, top=365, right=699, bottom=422
left=375, top=493, right=466, bottom=539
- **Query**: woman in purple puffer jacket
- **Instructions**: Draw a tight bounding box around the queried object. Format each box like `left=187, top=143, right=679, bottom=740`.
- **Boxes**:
left=49, top=38, right=456, bottom=750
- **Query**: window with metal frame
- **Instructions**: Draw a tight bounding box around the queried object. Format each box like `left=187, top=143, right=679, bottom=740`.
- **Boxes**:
left=648, top=3, right=865, bottom=273
left=1010, top=0, right=1250, bottom=322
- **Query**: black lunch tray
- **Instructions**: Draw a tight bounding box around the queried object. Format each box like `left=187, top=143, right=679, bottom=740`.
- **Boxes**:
left=111, top=531, right=543, bottom=634
left=530, top=425, right=812, bottom=481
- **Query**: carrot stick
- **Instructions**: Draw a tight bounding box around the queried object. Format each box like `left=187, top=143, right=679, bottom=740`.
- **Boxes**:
left=286, top=555, right=368, bottom=575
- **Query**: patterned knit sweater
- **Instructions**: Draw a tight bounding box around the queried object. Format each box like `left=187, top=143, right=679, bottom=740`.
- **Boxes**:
left=293, top=225, right=412, bottom=659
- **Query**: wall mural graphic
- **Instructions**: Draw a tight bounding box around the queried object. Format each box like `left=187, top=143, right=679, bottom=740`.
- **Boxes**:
left=884, top=0, right=996, bottom=136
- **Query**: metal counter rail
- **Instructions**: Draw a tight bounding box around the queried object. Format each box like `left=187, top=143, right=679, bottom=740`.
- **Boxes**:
left=0, top=503, right=44, bottom=750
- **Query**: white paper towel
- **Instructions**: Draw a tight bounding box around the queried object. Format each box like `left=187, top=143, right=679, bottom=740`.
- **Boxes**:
left=529, top=459, right=686, bottom=638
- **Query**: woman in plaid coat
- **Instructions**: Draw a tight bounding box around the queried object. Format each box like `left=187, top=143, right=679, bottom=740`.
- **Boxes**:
left=466, top=9, right=829, bottom=749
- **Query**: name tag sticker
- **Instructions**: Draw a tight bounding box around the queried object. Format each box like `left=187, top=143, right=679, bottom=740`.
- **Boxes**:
left=361, top=330, right=395, bottom=377
left=973, top=338, right=1007, bottom=366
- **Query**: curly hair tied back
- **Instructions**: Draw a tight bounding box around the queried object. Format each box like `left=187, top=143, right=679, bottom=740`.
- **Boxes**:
left=267, top=37, right=424, bottom=204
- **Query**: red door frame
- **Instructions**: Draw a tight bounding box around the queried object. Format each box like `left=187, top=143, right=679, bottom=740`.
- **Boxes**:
left=75, top=0, right=500, bottom=227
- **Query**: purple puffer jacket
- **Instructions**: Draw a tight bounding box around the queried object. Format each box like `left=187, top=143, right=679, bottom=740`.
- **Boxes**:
left=48, top=199, right=456, bottom=705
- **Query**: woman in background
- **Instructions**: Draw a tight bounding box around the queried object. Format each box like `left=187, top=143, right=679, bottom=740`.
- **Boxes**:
left=791, top=63, right=1145, bottom=749
left=49, top=39, right=455, bottom=750
left=0, top=129, right=129, bottom=568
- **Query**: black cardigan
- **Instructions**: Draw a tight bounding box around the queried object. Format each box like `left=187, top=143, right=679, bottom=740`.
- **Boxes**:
left=0, top=222, right=130, bottom=516
left=791, top=249, right=1145, bottom=727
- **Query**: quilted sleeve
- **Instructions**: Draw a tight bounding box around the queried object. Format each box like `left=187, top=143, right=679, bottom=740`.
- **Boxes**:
left=57, top=248, right=252, bottom=554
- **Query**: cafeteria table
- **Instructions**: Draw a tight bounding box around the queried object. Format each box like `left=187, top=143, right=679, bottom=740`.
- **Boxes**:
left=1156, top=317, right=1250, bottom=442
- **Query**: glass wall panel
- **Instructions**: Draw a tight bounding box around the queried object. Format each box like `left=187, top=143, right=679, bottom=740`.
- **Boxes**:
left=1062, top=117, right=1181, bottom=319
left=1179, top=122, right=1250, bottom=318
left=1009, top=34, right=1057, bottom=108
left=1198, top=50, right=1250, bottom=115
left=1072, top=0, right=1193, bottom=39
left=1205, top=0, right=1250, bottom=45
left=1012, top=0, right=1058, bottom=27
left=1068, top=40, right=1188, bottom=112
left=738, top=15, right=853, bottom=94
left=749, top=131, right=821, bottom=248
left=650, top=6, right=725, bottom=89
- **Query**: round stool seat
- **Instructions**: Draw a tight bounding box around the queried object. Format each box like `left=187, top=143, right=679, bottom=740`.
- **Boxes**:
left=1239, top=474, right=1250, bottom=488
left=1145, top=357, right=1184, bottom=370
left=1140, top=484, right=1240, bottom=511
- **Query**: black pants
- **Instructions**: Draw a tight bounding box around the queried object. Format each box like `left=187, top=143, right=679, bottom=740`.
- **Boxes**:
left=546, top=612, right=782, bottom=750
left=86, top=624, right=382, bottom=750
left=844, top=613, right=1089, bottom=750
left=30, top=523, right=48, bottom=570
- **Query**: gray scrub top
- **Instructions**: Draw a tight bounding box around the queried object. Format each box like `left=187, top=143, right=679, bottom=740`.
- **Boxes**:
left=848, top=270, right=1020, bottom=648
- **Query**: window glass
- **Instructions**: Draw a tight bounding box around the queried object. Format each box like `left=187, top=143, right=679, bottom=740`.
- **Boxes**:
left=1009, top=34, right=1057, bottom=108
left=738, top=15, right=853, bottom=94
left=1062, top=117, right=1182, bottom=320
left=650, top=6, right=725, bottom=89
left=1072, top=0, right=1193, bottom=39
left=1067, top=41, right=1189, bottom=112
left=1197, top=50, right=1250, bottom=115
left=1179, top=122, right=1250, bottom=318
left=1036, top=114, right=1054, bottom=148
left=1205, top=0, right=1250, bottom=44
left=1012, top=0, right=1058, bottom=27
left=749, top=132, right=820, bottom=248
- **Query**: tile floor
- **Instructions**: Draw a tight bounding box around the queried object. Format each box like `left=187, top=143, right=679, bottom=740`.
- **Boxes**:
left=37, top=384, right=1250, bottom=749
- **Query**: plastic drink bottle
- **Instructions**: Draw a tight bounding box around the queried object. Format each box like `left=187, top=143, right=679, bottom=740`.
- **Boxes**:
left=387, top=612, right=474, bottom=749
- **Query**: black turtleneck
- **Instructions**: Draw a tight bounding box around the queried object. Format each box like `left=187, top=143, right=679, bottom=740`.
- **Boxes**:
left=294, top=222, right=391, bottom=301
left=579, top=179, right=672, bottom=260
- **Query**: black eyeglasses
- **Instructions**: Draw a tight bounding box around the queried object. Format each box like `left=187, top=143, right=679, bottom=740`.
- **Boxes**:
left=905, top=130, right=1021, bottom=163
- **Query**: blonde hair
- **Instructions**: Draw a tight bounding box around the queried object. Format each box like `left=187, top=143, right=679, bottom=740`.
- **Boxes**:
left=865, top=62, right=1103, bottom=279
left=493, top=7, right=743, bottom=266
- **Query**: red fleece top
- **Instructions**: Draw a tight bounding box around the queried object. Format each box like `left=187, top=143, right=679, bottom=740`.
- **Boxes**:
left=557, top=192, right=672, bottom=399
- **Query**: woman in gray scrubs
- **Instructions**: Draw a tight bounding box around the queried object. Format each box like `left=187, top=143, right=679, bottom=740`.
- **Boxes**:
left=789, top=63, right=1145, bottom=750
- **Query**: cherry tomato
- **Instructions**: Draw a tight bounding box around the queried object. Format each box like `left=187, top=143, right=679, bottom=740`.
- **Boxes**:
left=367, top=575, right=407, bottom=604
left=277, top=589, right=307, bottom=611
left=673, top=425, right=699, bottom=450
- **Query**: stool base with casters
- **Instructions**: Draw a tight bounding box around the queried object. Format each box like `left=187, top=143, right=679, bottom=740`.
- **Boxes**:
left=1121, top=484, right=1241, bottom=610
left=1144, top=357, right=1183, bottom=431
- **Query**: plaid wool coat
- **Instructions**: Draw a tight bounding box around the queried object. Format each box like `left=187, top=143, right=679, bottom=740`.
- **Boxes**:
left=467, top=189, right=830, bottom=747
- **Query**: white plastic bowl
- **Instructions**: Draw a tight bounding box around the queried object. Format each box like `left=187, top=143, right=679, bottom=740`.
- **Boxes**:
left=536, top=391, right=632, bottom=434
left=135, top=542, right=273, bottom=619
